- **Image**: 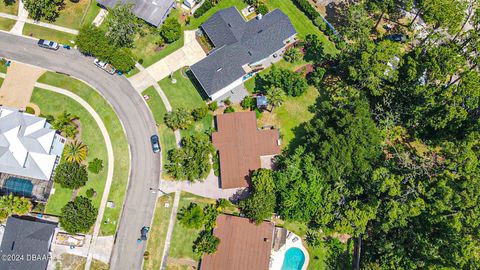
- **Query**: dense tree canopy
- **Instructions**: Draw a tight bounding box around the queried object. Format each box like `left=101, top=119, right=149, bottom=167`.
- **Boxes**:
left=239, top=169, right=276, bottom=223
left=258, top=66, right=308, bottom=96
left=160, top=17, right=182, bottom=43
left=0, top=195, right=32, bottom=220
left=166, top=133, right=215, bottom=181
left=23, top=0, right=62, bottom=21
left=54, top=161, right=88, bottom=189
left=60, top=196, right=98, bottom=234
left=106, top=4, right=139, bottom=48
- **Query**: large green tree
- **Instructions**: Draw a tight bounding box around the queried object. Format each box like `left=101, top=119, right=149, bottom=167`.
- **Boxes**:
left=166, top=133, right=215, bottom=181
left=54, top=162, right=88, bottom=189
left=0, top=194, right=32, bottom=220
left=106, top=3, right=139, bottom=48
left=160, top=17, right=182, bottom=43
left=60, top=196, right=98, bottom=234
left=258, top=66, right=308, bottom=96
left=23, top=0, right=63, bottom=22
left=239, top=169, right=276, bottom=223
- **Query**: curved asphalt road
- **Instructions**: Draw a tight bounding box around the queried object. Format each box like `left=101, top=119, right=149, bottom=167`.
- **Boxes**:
left=0, top=33, right=160, bottom=270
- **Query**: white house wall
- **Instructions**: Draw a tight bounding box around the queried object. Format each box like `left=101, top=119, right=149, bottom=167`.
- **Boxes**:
left=210, top=77, right=245, bottom=101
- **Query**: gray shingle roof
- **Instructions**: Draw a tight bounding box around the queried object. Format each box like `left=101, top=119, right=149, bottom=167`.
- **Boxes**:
left=97, top=0, right=175, bottom=26
left=0, top=217, right=57, bottom=270
left=190, top=7, right=297, bottom=97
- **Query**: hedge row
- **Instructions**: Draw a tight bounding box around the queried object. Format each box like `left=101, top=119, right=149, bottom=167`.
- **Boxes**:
left=194, top=0, right=213, bottom=18
left=292, top=0, right=346, bottom=49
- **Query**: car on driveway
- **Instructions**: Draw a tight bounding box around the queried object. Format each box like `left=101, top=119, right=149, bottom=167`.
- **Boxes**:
left=94, top=58, right=116, bottom=75
left=150, top=135, right=160, bottom=153
left=37, top=39, right=60, bottom=50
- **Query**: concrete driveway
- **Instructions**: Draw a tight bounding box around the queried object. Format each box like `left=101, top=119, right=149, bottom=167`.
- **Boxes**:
left=0, top=61, right=44, bottom=108
left=129, top=30, right=206, bottom=90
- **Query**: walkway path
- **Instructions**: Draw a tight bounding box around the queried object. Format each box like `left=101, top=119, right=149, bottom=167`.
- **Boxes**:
left=159, top=190, right=181, bottom=270
left=0, top=11, right=79, bottom=35
left=0, top=61, right=44, bottom=108
left=9, top=0, right=27, bottom=35
left=33, top=82, right=115, bottom=270
left=128, top=30, right=206, bottom=90
left=92, top=9, right=108, bottom=27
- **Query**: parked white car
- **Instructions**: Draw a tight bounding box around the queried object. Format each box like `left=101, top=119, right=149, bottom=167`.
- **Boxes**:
left=37, top=39, right=59, bottom=50
left=94, top=58, right=116, bottom=75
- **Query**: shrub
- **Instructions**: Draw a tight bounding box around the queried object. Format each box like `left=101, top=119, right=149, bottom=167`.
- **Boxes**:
left=177, top=203, right=205, bottom=229
left=194, top=0, right=213, bottom=18
left=208, top=101, right=218, bottom=111
left=160, top=17, right=182, bottom=43
left=241, top=96, right=255, bottom=110
left=213, top=152, right=220, bottom=176
left=54, top=162, right=88, bottom=189
left=259, top=66, right=308, bottom=96
left=64, top=141, right=88, bottom=164
left=308, top=67, right=326, bottom=87
left=86, top=188, right=96, bottom=198
left=193, top=231, right=220, bottom=256
left=0, top=194, right=32, bottom=219
left=88, top=158, right=104, bottom=174
left=223, top=98, right=231, bottom=106
left=165, top=108, right=194, bottom=130
left=60, top=196, right=98, bottom=234
left=224, top=106, right=235, bottom=113
left=192, top=106, right=209, bottom=121
left=283, top=47, right=302, bottom=63
left=257, top=4, right=269, bottom=15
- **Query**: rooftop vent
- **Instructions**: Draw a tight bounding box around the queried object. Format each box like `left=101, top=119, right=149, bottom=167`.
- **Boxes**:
left=257, top=30, right=263, bottom=34
left=256, top=14, right=263, bottom=20
left=248, top=51, right=252, bottom=56
left=228, top=23, right=232, bottom=27
left=216, top=68, right=222, bottom=72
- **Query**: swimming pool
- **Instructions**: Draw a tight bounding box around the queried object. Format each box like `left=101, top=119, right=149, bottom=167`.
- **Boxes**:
left=281, top=247, right=305, bottom=270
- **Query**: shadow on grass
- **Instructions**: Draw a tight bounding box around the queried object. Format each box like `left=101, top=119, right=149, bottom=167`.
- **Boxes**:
left=186, top=69, right=210, bottom=102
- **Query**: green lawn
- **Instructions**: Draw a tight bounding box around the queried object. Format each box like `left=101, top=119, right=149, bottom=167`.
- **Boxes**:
left=0, top=0, right=18, bottom=15
left=158, top=69, right=206, bottom=110
left=0, top=17, right=15, bottom=31
left=132, top=9, right=185, bottom=68
left=37, top=72, right=130, bottom=236
left=31, top=88, right=108, bottom=216
left=185, top=0, right=248, bottom=30
left=41, top=0, right=90, bottom=29
left=168, top=192, right=216, bottom=262
left=0, top=77, right=3, bottom=88
left=142, top=86, right=177, bottom=170
left=82, top=1, right=102, bottom=26
left=0, top=62, right=7, bottom=73
left=23, top=23, right=77, bottom=44
left=266, top=0, right=337, bottom=54
left=144, top=194, right=174, bottom=270
left=180, top=114, right=213, bottom=138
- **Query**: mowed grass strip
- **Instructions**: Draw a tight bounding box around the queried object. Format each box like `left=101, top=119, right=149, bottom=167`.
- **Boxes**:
left=0, top=17, right=16, bottom=31
left=168, top=192, right=216, bottom=262
left=37, top=72, right=129, bottom=235
left=82, top=1, right=102, bottom=27
left=143, top=194, right=174, bottom=270
left=31, top=88, right=108, bottom=215
left=23, top=23, right=77, bottom=44
left=142, top=86, right=177, bottom=171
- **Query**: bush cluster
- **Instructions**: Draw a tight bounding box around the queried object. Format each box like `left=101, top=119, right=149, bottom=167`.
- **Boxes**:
left=194, top=0, right=213, bottom=18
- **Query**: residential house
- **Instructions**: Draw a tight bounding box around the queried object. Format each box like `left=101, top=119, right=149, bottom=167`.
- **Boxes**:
left=0, top=216, right=57, bottom=270
left=97, top=0, right=176, bottom=27
left=0, top=107, right=65, bottom=200
left=212, top=111, right=281, bottom=189
left=190, top=7, right=297, bottom=101
left=200, top=214, right=274, bottom=270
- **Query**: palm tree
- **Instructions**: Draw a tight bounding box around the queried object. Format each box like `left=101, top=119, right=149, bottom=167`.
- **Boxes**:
left=64, top=140, right=88, bottom=164
left=266, top=87, right=286, bottom=111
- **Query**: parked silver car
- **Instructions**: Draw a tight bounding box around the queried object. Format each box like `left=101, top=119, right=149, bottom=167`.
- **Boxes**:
left=37, top=39, right=60, bottom=50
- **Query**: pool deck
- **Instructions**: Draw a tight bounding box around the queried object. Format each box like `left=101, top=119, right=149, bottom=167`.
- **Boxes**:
left=270, top=231, right=310, bottom=270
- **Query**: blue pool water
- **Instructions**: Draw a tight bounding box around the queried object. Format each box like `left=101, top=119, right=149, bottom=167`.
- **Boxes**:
left=281, top=247, right=305, bottom=270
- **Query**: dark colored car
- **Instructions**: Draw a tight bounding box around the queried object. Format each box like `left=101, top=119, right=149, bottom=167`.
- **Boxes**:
left=150, top=135, right=160, bottom=153
left=385, top=34, right=407, bottom=42
left=140, top=226, right=150, bottom=241
left=37, top=39, right=60, bottom=50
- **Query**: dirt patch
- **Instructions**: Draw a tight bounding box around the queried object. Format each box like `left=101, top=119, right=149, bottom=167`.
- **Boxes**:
left=0, top=61, right=44, bottom=108
left=71, top=118, right=82, bottom=141
left=54, top=254, right=86, bottom=270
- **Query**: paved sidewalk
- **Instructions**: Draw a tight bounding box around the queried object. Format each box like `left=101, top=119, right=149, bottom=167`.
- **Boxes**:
left=129, top=30, right=206, bottom=87
left=93, top=9, right=108, bottom=27
left=159, top=190, right=181, bottom=270
left=34, top=82, right=115, bottom=270
left=9, top=0, right=27, bottom=35
left=0, top=11, right=79, bottom=35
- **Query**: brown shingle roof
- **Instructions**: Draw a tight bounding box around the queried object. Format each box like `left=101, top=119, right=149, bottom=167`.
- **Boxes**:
left=212, top=112, right=281, bottom=189
left=200, top=215, right=274, bottom=270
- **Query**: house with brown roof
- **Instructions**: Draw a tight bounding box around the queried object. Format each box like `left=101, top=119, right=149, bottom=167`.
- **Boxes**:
left=212, top=111, right=281, bottom=189
left=200, top=214, right=274, bottom=270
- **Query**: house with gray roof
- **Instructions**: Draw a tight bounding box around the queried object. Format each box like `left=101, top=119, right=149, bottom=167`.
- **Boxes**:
left=190, top=7, right=297, bottom=101
left=0, top=107, right=65, bottom=181
left=97, top=0, right=176, bottom=27
left=0, top=216, right=57, bottom=270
